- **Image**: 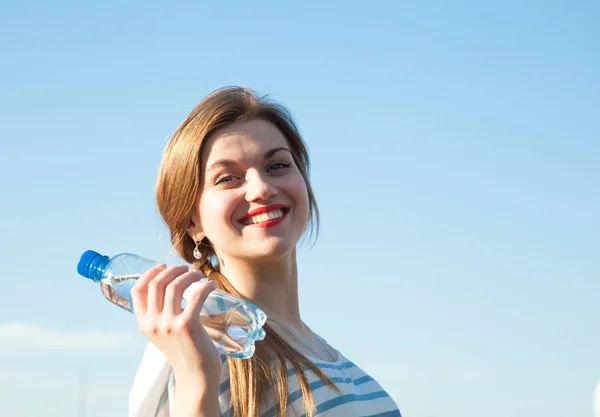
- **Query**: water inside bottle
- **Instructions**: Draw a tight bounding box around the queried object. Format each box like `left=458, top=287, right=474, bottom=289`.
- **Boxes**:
left=100, top=274, right=266, bottom=358
left=99, top=274, right=137, bottom=313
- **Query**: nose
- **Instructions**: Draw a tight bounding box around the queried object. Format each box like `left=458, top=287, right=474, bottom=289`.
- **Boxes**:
left=244, top=170, right=278, bottom=202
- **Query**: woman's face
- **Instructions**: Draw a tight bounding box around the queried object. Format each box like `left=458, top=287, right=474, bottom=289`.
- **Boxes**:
left=189, top=119, right=310, bottom=262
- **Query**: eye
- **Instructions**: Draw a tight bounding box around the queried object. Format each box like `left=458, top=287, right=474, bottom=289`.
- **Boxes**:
left=214, top=174, right=237, bottom=185
left=267, top=161, right=292, bottom=172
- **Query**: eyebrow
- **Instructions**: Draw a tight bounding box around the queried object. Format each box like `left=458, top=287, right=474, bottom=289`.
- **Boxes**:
left=207, top=147, right=291, bottom=173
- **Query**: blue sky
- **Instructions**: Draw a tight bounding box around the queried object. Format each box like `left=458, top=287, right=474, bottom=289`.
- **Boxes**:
left=0, top=1, right=598, bottom=416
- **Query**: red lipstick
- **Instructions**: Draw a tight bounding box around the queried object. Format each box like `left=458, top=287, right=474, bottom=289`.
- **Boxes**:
left=238, top=204, right=289, bottom=228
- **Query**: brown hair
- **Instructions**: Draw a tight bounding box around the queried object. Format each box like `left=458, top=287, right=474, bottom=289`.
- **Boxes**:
left=155, top=86, right=339, bottom=417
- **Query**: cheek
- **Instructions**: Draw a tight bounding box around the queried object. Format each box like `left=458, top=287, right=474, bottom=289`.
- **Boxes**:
left=289, top=175, right=310, bottom=218
left=199, top=191, right=237, bottom=233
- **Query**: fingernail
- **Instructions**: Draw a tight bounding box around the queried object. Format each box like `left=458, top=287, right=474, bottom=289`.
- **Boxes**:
left=156, top=263, right=167, bottom=269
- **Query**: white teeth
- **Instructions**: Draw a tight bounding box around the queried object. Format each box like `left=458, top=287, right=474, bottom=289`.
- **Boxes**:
left=247, top=209, right=285, bottom=225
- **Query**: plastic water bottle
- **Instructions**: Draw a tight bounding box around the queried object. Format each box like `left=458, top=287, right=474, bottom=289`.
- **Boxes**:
left=77, top=250, right=267, bottom=359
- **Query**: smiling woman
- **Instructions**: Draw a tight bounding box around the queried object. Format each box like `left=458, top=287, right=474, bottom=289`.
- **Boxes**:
left=129, top=86, right=401, bottom=417
left=189, top=119, right=311, bottom=262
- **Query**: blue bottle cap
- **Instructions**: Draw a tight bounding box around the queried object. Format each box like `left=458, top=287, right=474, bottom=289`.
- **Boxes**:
left=77, top=250, right=109, bottom=280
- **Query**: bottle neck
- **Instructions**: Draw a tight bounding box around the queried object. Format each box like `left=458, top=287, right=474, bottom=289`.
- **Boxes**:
left=88, top=255, right=110, bottom=281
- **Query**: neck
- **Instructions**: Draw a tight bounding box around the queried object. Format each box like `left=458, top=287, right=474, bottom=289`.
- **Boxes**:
left=216, top=250, right=304, bottom=330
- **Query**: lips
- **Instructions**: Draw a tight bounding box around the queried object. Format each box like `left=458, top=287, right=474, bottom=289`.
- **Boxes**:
left=238, top=204, right=290, bottom=226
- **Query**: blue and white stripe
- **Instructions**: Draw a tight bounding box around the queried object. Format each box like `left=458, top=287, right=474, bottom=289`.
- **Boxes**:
left=216, top=349, right=400, bottom=417
left=135, top=341, right=400, bottom=417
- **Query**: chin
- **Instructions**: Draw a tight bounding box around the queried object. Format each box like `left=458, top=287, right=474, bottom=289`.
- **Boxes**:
left=243, top=238, right=298, bottom=261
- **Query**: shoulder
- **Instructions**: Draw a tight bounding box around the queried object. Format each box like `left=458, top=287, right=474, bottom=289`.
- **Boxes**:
left=129, top=344, right=231, bottom=417
left=128, top=343, right=173, bottom=417
left=311, top=343, right=402, bottom=416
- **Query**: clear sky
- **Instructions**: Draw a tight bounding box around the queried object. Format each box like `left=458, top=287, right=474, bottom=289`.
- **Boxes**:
left=0, top=1, right=598, bottom=416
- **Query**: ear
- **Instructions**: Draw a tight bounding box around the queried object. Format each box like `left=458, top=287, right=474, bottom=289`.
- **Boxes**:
left=186, top=215, right=205, bottom=243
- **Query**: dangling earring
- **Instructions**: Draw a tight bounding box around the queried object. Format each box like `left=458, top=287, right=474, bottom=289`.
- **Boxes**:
left=193, top=239, right=203, bottom=260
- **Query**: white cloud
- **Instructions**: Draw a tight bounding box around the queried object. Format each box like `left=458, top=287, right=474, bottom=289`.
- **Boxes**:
left=0, top=369, right=123, bottom=394
left=0, top=321, right=138, bottom=351
left=0, top=369, right=130, bottom=417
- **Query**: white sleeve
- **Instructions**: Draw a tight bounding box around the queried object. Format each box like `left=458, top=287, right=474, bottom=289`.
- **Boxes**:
left=128, top=342, right=173, bottom=417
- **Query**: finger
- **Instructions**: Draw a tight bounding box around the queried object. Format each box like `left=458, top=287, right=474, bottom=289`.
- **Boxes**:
left=131, top=263, right=167, bottom=316
left=164, top=270, right=205, bottom=316
left=147, top=265, right=189, bottom=314
left=180, top=280, right=217, bottom=323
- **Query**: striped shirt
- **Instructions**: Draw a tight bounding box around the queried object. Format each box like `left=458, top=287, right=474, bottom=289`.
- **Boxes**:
left=129, top=338, right=400, bottom=417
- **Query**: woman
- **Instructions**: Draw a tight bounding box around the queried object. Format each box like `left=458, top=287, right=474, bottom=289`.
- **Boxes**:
left=129, top=86, right=401, bottom=417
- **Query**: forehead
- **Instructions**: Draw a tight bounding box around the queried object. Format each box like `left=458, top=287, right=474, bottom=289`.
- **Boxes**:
left=203, top=119, right=289, bottom=163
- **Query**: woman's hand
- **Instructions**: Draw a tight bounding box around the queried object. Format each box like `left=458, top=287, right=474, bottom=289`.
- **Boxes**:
left=131, top=264, right=221, bottom=382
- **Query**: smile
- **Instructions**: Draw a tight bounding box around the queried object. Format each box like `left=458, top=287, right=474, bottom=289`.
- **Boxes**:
left=239, top=204, right=290, bottom=228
